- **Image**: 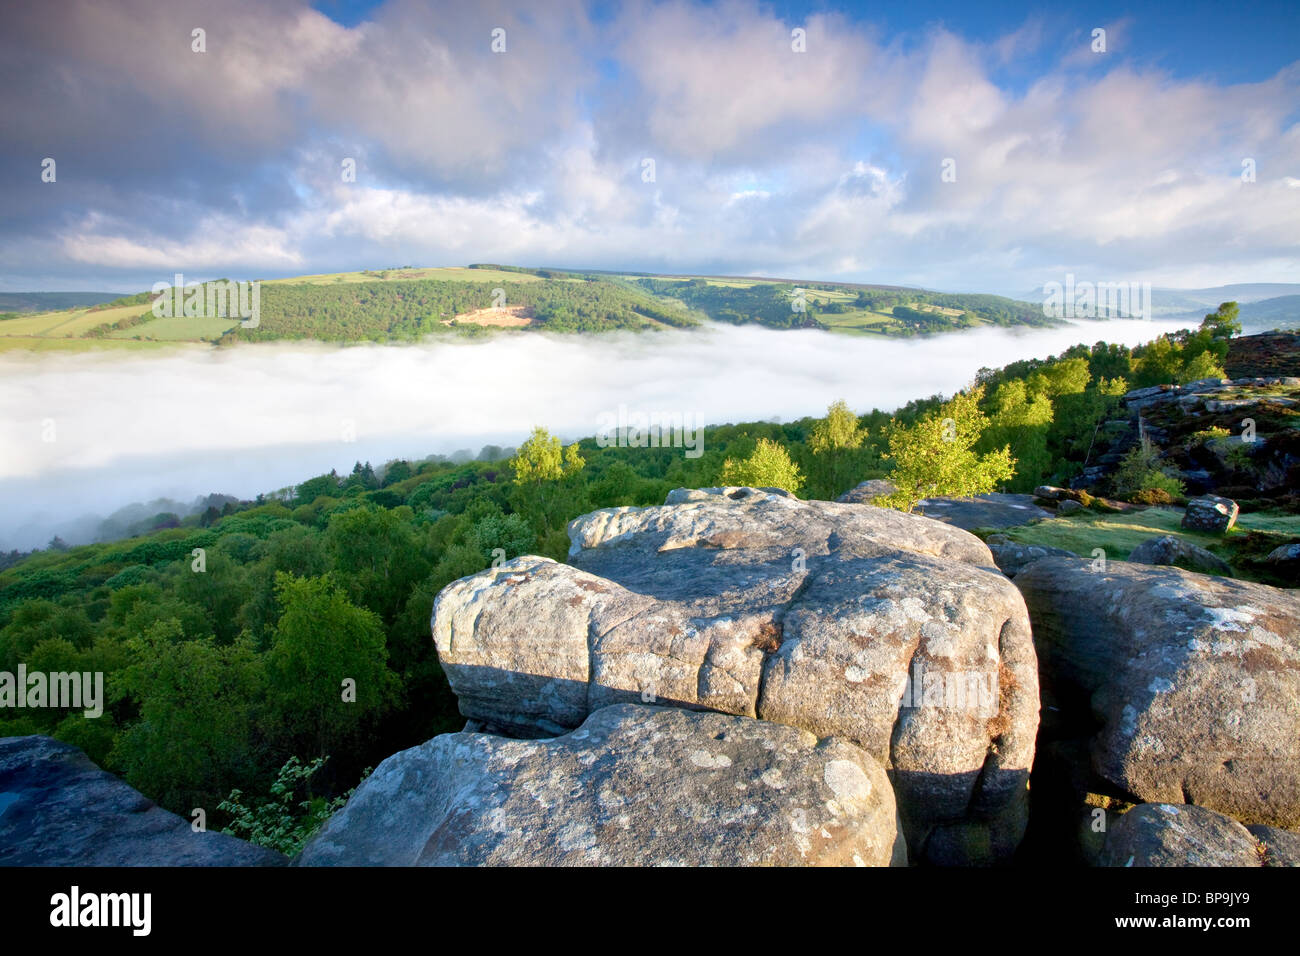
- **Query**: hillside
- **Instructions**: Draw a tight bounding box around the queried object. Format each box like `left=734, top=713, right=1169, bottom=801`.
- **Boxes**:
left=0, top=264, right=1059, bottom=351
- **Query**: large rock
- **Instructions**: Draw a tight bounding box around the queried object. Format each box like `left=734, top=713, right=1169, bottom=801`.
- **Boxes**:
left=1015, top=558, right=1300, bottom=827
left=1033, top=485, right=1070, bottom=501
left=299, top=704, right=906, bottom=867
left=837, top=479, right=896, bottom=504
left=1181, top=495, right=1240, bottom=532
left=1099, top=803, right=1265, bottom=867
left=912, top=492, right=1051, bottom=531
left=433, top=488, right=1040, bottom=865
left=1265, top=544, right=1300, bottom=581
left=1246, top=824, right=1300, bottom=866
left=1128, top=535, right=1233, bottom=576
left=0, top=736, right=285, bottom=866
left=983, top=536, right=1078, bottom=577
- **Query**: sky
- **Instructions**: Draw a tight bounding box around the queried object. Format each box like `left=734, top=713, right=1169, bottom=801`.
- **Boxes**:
left=1, top=0, right=1297, bottom=295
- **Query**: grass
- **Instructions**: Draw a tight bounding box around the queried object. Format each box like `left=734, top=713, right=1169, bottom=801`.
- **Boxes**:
left=999, top=506, right=1300, bottom=564
left=614, top=274, right=764, bottom=288
left=0, top=336, right=170, bottom=352
left=50, top=303, right=154, bottom=336
left=815, top=309, right=901, bottom=334
left=109, top=314, right=241, bottom=340
left=0, top=302, right=153, bottom=340
left=0, top=308, right=81, bottom=337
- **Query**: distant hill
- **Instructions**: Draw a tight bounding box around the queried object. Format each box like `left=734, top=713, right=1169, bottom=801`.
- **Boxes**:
left=1, top=265, right=1064, bottom=351
left=1152, top=294, right=1300, bottom=332
left=1236, top=295, right=1300, bottom=332
left=1011, top=283, right=1300, bottom=320
left=0, top=291, right=125, bottom=314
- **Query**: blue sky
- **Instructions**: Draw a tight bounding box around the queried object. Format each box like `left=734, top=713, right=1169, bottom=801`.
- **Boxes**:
left=1, top=0, right=1296, bottom=294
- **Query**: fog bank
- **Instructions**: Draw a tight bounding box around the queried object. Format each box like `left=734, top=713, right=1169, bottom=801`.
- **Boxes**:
left=0, top=319, right=1190, bottom=550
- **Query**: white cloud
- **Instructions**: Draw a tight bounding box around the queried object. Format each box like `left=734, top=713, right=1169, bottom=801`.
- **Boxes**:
left=3, top=0, right=1298, bottom=291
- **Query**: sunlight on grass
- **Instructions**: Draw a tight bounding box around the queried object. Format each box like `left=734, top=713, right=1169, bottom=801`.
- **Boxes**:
left=1000, top=507, right=1300, bottom=561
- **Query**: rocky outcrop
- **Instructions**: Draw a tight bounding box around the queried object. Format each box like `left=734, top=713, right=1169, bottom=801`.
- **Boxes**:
left=1266, top=543, right=1300, bottom=571
left=433, top=487, right=1040, bottom=865
left=298, top=704, right=906, bottom=867
left=1246, top=824, right=1300, bottom=866
left=1078, top=351, right=1300, bottom=505
left=1127, top=535, right=1233, bottom=576
left=1182, top=495, right=1240, bottom=532
left=837, top=479, right=896, bottom=504
left=912, top=493, right=1050, bottom=531
left=984, top=535, right=1078, bottom=577
left=0, top=736, right=285, bottom=866
left=1015, top=558, right=1300, bottom=828
left=1099, top=803, right=1267, bottom=867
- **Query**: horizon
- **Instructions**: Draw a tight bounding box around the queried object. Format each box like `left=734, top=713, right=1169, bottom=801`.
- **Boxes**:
left=7, top=263, right=1300, bottom=303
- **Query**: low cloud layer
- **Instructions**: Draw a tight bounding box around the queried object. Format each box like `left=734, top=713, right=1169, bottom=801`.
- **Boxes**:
left=0, top=319, right=1190, bottom=549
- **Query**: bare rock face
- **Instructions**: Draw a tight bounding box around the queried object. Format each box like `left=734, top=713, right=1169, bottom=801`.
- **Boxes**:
left=0, top=736, right=285, bottom=866
left=1182, top=495, right=1240, bottom=532
left=1127, top=535, right=1233, bottom=577
left=298, top=704, right=906, bottom=867
left=1015, top=558, right=1300, bottom=828
left=837, top=479, right=896, bottom=504
left=985, top=535, right=1078, bottom=577
left=910, top=492, right=1051, bottom=531
left=1246, top=824, right=1300, bottom=866
left=1099, top=803, right=1266, bottom=867
left=432, top=487, right=1041, bottom=864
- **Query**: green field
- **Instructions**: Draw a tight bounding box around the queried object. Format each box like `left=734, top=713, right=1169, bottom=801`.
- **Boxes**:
left=110, top=314, right=241, bottom=340
left=0, top=302, right=154, bottom=341
left=0, top=335, right=169, bottom=353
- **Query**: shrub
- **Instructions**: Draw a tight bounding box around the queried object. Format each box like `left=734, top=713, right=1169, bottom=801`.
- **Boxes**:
left=1129, top=488, right=1178, bottom=506
left=219, top=756, right=369, bottom=857
left=718, top=438, right=804, bottom=494
left=1113, top=436, right=1186, bottom=502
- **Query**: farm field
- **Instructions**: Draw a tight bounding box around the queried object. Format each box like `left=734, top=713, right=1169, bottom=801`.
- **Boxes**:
left=0, top=302, right=154, bottom=340
left=109, top=314, right=242, bottom=340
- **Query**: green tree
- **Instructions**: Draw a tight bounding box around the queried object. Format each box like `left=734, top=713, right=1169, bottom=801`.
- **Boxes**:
left=718, top=438, right=804, bottom=494
left=877, top=387, right=1016, bottom=513
left=981, top=380, right=1053, bottom=492
left=325, top=505, right=429, bottom=624
left=1132, top=335, right=1185, bottom=388
left=264, top=573, right=395, bottom=759
left=1179, top=349, right=1227, bottom=383
left=508, top=426, right=586, bottom=533
left=1027, top=357, right=1090, bottom=399
left=806, top=400, right=869, bottom=499
left=110, top=620, right=265, bottom=813
left=1200, top=301, right=1242, bottom=340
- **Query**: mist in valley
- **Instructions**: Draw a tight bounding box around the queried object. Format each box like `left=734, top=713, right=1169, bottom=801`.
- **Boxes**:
left=0, top=318, right=1194, bottom=551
